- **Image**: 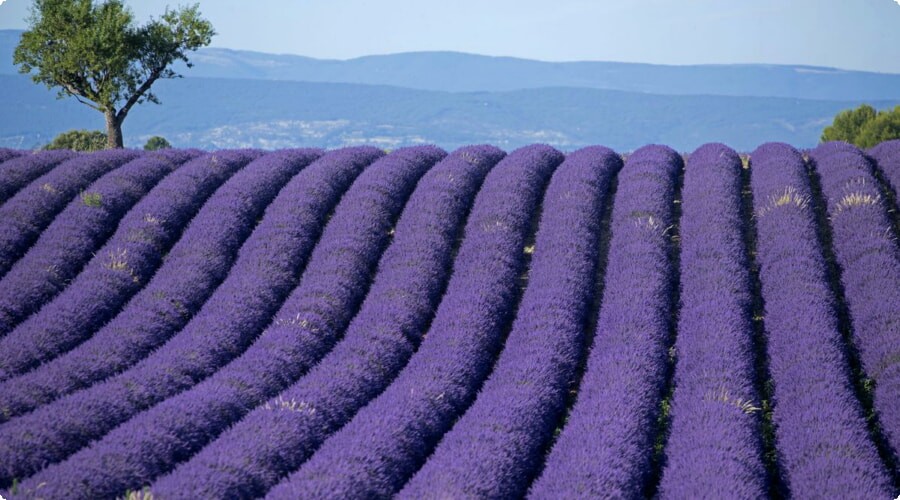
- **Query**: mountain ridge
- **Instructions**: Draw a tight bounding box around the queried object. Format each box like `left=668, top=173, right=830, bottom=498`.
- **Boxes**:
left=3, top=29, right=900, bottom=100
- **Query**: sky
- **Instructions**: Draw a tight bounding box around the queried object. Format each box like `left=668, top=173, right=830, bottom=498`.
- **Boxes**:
left=1, top=0, right=898, bottom=73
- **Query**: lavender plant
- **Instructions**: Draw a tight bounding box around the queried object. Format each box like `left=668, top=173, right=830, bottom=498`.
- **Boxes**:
left=750, top=142, right=892, bottom=496
left=150, top=145, right=502, bottom=499
left=529, top=145, right=682, bottom=498
left=400, top=146, right=622, bottom=499
left=0, top=149, right=140, bottom=278
left=0, top=150, right=272, bottom=422
left=0, top=150, right=267, bottom=381
left=9, top=147, right=442, bottom=498
left=0, top=150, right=76, bottom=205
left=657, top=143, right=768, bottom=498
left=265, top=145, right=561, bottom=499
left=809, top=142, right=900, bottom=462
left=0, top=150, right=198, bottom=338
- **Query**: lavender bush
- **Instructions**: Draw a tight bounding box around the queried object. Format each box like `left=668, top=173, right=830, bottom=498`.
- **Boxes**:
left=10, top=147, right=442, bottom=498
left=0, top=149, right=139, bottom=278
left=265, top=145, right=561, bottom=499
left=868, top=139, right=900, bottom=200
left=400, top=146, right=622, bottom=499
left=530, top=145, right=682, bottom=498
left=750, top=142, right=892, bottom=496
left=0, top=150, right=198, bottom=338
left=0, top=150, right=266, bottom=382
left=0, top=150, right=76, bottom=205
left=809, top=142, right=900, bottom=461
left=0, top=150, right=270, bottom=422
left=657, top=143, right=768, bottom=498
left=0, top=148, right=332, bottom=484
left=151, top=145, right=502, bottom=499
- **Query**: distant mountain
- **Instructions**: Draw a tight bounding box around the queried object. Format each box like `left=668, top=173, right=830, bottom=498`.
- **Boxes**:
left=2, top=73, right=894, bottom=152
left=3, top=29, right=900, bottom=101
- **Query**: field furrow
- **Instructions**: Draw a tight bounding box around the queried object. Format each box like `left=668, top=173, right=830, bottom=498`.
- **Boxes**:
left=151, top=145, right=500, bottom=499
left=809, top=143, right=900, bottom=468
left=0, top=150, right=262, bottom=422
left=0, top=142, right=896, bottom=499
left=401, top=145, right=621, bottom=499
left=658, top=143, right=768, bottom=498
left=266, top=144, right=561, bottom=499
left=0, top=150, right=76, bottom=206
left=12, top=146, right=443, bottom=498
left=0, top=150, right=198, bottom=338
left=0, top=149, right=140, bottom=278
left=530, top=145, right=682, bottom=498
left=750, top=142, right=893, bottom=496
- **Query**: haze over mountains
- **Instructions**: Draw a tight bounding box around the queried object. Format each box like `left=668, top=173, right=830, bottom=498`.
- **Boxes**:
left=1, top=29, right=898, bottom=151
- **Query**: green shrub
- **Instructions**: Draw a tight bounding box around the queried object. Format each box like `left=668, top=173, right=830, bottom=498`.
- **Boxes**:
left=143, top=136, right=172, bottom=151
left=43, top=129, right=107, bottom=152
left=821, top=104, right=900, bottom=148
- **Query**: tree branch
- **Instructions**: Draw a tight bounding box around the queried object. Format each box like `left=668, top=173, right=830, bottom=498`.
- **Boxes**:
left=60, top=82, right=101, bottom=111
left=116, top=67, right=163, bottom=122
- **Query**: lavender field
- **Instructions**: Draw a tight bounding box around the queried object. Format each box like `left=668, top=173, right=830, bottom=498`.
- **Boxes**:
left=0, top=141, right=897, bottom=499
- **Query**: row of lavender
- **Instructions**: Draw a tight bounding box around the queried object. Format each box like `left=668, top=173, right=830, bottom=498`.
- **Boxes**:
left=0, top=141, right=897, bottom=498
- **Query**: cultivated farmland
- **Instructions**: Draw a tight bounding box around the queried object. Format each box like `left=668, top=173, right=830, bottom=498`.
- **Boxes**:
left=0, top=141, right=898, bottom=499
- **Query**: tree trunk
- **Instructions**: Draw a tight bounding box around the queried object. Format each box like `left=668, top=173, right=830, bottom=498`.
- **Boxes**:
left=104, top=110, right=124, bottom=149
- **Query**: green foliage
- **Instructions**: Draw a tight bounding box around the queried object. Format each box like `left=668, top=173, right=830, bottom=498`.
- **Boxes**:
left=81, top=192, right=103, bottom=207
left=13, top=0, right=214, bottom=148
left=821, top=104, right=900, bottom=148
left=43, top=129, right=107, bottom=151
left=143, top=136, right=172, bottom=151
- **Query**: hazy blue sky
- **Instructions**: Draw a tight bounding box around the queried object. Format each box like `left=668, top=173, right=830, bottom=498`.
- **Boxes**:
left=1, top=0, right=898, bottom=73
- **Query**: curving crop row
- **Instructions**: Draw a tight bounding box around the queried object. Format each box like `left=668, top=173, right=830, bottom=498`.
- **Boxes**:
left=0, top=148, right=317, bottom=485
left=530, top=145, right=682, bottom=498
left=0, top=150, right=262, bottom=422
left=0, top=150, right=266, bottom=383
left=868, top=139, right=900, bottom=200
left=0, top=150, right=76, bottom=206
left=0, top=150, right=199, bottom=339
left=12, top=147, right=441, bottom=499
left=658, top=143, right=768, bottom=498
left=0, top=148, right=24, bottom=165
left=750, top=142, right=892, bottom=496
left=151, top=145, right=503, bottom=499
left=809, top=142, right=900, bottom=460
left=0, top=149, right=140, bottom=278
left=401, top=146, right=622, bottom=499
left=266, top=144, right=562, bottom=499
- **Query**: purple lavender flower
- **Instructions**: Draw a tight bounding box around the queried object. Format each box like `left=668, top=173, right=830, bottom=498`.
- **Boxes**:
left=749, top=142, right=892, bottom=496
left=809, top=142, right=900, bottom=462
left=8, top=147, right=443, bottom=498
left=0, top=149, right=140, bottom=278
left=0, top=150, right=199, bottom=338
left=400, top=146, right=622, bottom=499
left=658, top=143, right=768, bottom=498
left=530, top=145, right=681, bottom=498
left=0, top=150, right=76, bottom=206
left=0, top=150, right=266, bottom=381
left=150, top=145, right=502, bottom=499
left=265, top=145, right=561, bottom=500
left=868, top=139, right=900, bottom=200
left=0, top=150, right=267, bottom=423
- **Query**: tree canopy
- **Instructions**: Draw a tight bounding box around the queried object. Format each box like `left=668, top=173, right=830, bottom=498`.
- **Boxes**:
left=14, top=0, right=214, bottom=149
left=821, top=104, right=900, bottom=148
left=43, top=129, right=108, bottom=151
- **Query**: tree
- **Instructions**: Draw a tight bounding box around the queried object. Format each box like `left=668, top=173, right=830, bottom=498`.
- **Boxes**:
left=856, top=106, right=900, bottom=149
left=43, top=129, right=108, bottom=151
left=821, top=104, right=900, bottom=148
left=13, top=0, right=214, bottom=149
left=143, top=136, right=172, bottom=151
left=821, top=104, right=877, bottom=145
